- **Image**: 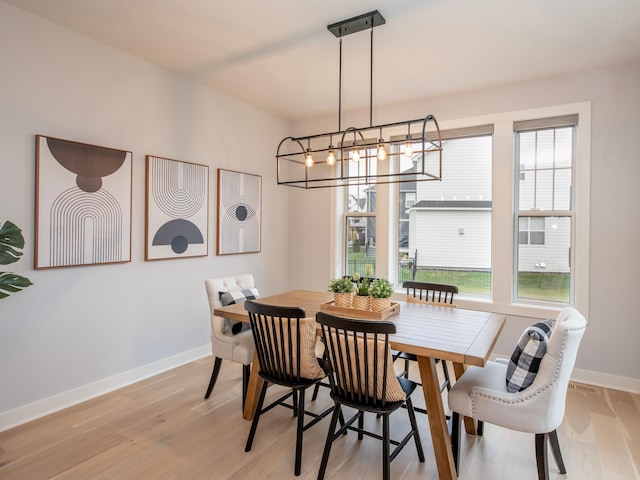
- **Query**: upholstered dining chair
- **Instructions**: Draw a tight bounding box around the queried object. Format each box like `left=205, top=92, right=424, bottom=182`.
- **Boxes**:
left=394, top=281, right=459, bottom=404
left=448, top=307, right=587, bottom=480
left=316, top=311, right=425, bottom=480
left=203, top=274, right=255, bottom=409
left=243, top=300, right=334, bottom=477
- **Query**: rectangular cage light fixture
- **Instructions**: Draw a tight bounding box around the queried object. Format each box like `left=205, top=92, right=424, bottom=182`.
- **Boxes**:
left=276, top=116, right=442, bottom=189
left=275, top=10, right=443, bottom=189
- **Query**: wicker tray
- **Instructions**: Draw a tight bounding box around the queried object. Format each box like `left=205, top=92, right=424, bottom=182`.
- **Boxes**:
left=319, top=301, right=400, bottom=320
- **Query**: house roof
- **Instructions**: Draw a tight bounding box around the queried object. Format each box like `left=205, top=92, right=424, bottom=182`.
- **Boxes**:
left=411, top=200, right=493, bottom=209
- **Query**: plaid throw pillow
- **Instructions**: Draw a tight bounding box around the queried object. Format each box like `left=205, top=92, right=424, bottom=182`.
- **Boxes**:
left=219, top=288, right=259, bottom=335
left=506, top=319, right=553, bottom=393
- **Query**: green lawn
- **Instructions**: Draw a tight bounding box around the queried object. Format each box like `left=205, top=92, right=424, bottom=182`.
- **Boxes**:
left=348, top=250, right=570, bottom=302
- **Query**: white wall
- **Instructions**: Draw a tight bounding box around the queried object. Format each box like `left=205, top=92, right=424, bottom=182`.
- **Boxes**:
left=289, top=62, right=640, bottom=387
left=0, top=2, right=290, bottom=429
left=2, top=2, right=639, bottom=431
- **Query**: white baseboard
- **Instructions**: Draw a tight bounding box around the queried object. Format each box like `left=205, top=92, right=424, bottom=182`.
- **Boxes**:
left=0, top=344, right=211, bottom=433
left=488, top=354, right=640, bottom=394
left=569, top=367, right=640, bottom=394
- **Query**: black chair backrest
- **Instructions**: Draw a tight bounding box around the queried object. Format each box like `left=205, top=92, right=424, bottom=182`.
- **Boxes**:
left=245, top=299, right=307, bottom=384
left=402, top=281, right=458, bottom=304
left=343, top=275, right=379, bottom=285
left=316, top=311, right=397, bottom=409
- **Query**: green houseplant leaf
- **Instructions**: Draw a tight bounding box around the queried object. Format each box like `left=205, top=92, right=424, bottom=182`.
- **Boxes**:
left=0, top=220, right=25, bottom=265
left=0, top=272, right=33, bottom=299
left=328, top=277, right=355, bottom=293
left=356, top=277, right=371, bottom=296
left=0, top=220, right=33, bottom=299
left=369, top=278, right=394, bottom=298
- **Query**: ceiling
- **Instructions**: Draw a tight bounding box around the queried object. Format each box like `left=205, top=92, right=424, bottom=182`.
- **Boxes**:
left=5, top=0, right=640, bottom=121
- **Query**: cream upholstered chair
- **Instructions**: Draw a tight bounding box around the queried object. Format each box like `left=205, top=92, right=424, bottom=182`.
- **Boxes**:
left=448, top=307, right=587, bottom=480
left=203, top=274, right=255, bottom=408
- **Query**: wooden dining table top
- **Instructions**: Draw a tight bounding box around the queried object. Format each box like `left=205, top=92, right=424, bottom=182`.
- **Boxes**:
left=213, top=289, right=505, bottom=368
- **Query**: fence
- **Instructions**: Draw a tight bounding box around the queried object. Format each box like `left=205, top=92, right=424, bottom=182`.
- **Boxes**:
left=347, top=250, right=417, bottom=283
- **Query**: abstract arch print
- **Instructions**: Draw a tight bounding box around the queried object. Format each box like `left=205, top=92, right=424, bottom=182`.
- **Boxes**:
left=145, top=156, right=209, bottom=260
left=217, top=169, right=261, bottom=255
left=35, top=135, right=132, bottom=269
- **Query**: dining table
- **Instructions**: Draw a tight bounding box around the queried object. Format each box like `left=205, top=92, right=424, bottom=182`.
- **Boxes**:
left=214, top=289, right=506, bottom=480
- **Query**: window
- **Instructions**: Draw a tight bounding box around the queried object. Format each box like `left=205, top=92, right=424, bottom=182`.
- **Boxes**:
left=345, top=149, right=377, bottom=278
left=397, top=126, right=493, bottom=294
left=334, top=103, right=590, bottom=318
left=514, top=116, right=577, bottom=304
left=519, top=217, right=546, bottom=245
left=405, top=192, right=416, bottom=208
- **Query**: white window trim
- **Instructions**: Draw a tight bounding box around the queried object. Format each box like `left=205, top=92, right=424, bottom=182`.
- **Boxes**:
left=331, top=101, right=591, bottom=320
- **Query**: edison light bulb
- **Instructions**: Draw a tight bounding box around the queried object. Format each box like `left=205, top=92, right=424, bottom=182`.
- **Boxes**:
left=327, top=149, right=336, bottom=166
left=377, top=143, right=387, bottom=160
left=352, top=148, right=360, bottom=163
left=305, top=151, right=314, bottom=167
left=404, top=142, right=413, bottom=157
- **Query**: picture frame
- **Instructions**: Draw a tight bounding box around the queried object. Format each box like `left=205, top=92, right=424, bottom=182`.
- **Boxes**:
left=34, top=135, right=132, bottom=269
left=145, top=155, right=209, bottom=260
left=217, top=169, right=262, bottom=255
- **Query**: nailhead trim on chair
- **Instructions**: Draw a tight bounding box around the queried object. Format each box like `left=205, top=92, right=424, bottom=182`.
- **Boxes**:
left=470, top=330, right=569, bottom=415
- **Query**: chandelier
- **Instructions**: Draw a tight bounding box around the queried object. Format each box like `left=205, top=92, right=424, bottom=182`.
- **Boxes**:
left=276, top=10, right=442, bottom=189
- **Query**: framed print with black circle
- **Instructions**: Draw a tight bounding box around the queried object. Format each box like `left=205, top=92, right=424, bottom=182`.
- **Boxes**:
left=145, top=155, right=209, bottom=260
left=34, top=135, right=132, bottom=269
left=217, top=169, right=261, bottom=255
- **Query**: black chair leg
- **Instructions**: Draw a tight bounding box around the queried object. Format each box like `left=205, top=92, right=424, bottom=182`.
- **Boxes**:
left=311, top=383, right=321, bottom=401
left=318, top=404, right=342, bottom=480
left=294, top=388, right=306, bottom=476
left=382, top=414, right=391, bottom=480
left=204, top=357, right=223, bottom=399
left=442, top=360, right=452, bottom=391
left=535, top=432, right=550, bottom=480
left=405, top=397, right=425, bottom=462
left=451, top=412, right=462, bottom=473
left=242, top=364, right=250, bottom=411
left=245, top=380, right=268, bottom=452
left=477, top=420, right=484, bottom=436
left=292, top=390, right=298, bottom=417
left=548, top=430, right=567, bottom=474
left=404, top=359, right=410, bottom=379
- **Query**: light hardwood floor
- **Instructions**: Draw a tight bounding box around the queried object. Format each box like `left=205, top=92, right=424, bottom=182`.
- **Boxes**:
left=1, top=358, right=639, bottom=479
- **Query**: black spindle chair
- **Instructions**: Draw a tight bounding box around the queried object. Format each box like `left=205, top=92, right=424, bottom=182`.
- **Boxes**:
left=244, top=300, right=334, bottom=476
left=316, top=311, right=425, bottom=480
left=393, top=281, right=459, bottom=412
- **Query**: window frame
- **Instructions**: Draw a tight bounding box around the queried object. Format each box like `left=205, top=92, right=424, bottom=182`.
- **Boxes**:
left=331, top=102, right=590, bottom=319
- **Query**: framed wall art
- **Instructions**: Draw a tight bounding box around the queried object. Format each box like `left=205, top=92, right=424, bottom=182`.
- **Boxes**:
left=217, top=169, right=261, bottom=255
left=145, top=155, right=209, bottom=260
left=35, top=135, right=132, bottom=269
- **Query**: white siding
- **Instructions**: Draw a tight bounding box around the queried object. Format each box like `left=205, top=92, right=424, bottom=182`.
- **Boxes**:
left=409, top=210, right=491, bottom=269
left=417, top=136, right=492, bottom=202
left=518, top=217, right=571, bottom=272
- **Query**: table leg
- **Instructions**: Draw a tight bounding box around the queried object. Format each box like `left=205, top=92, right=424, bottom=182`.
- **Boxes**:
left=452, top=362, right=477, bottom=435
left=417, top=356, right=457, bottom=480
left=243, top=351, right=263, bottom=420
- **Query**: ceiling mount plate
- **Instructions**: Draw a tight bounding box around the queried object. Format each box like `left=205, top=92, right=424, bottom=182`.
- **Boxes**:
left=327, top=10, right=386, bottom=38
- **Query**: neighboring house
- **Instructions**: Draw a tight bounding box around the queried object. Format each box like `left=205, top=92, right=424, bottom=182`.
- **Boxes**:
left=408, top=200, right=492, bottom=270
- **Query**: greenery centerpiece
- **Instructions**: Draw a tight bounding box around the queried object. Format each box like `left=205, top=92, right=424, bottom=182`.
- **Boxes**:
left=352, top=276, right=371, bottom=311
left=0, top=221, right=33, bottom=299
left=369, top=278, right=394, bottom=312
left=328, top=276, right=354, bottom=308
